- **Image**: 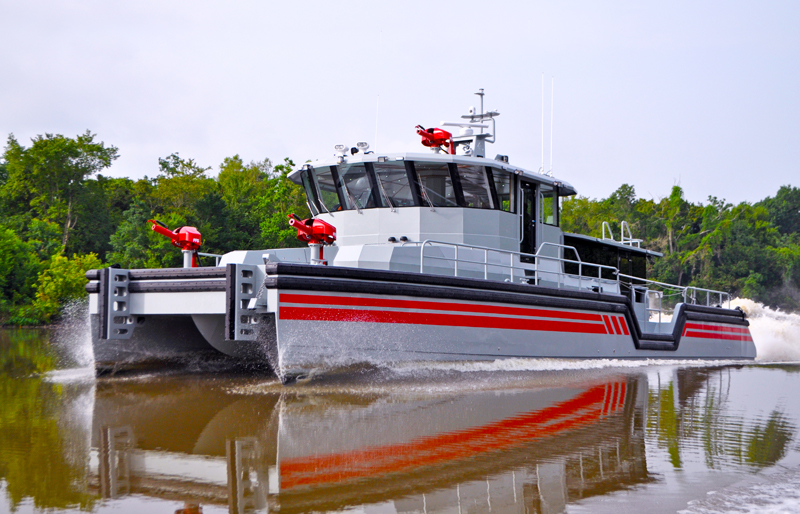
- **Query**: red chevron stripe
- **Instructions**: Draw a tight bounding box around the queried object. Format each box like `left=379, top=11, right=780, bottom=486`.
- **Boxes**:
left=280, top=307, right=607, bottom=334
left=279, top=293, right=602, bottom=322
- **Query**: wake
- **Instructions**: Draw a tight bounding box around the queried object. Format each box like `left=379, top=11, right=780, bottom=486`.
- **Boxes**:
left=732, top=298, right=800, bottom=362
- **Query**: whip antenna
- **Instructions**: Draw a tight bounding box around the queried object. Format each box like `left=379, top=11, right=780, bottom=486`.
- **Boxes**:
left=549, top=77, right=554, bottom=177
left=375, top=95, right=380, bottom=153
left=541, top=73, right=544, bottom=174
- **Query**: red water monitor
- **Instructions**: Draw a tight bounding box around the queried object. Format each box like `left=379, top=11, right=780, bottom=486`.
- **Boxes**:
left=147, top=220, right=203, bottom=267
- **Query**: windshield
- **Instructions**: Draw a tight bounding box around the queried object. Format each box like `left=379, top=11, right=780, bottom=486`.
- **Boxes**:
left=414, top=162, right=458, bottom=207
left=304, top=160, right=519, bottom=213
left=457, top=164, right=493, bottom=209
left=373, top=161, right=418, bottom=207
left=338, top=163, right=378, bottom=209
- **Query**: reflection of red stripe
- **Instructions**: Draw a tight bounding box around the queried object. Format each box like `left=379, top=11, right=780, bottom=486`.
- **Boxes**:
left=684, top=323, right=750, bottom=335
left=280, top=307, right=607, bottom=334
left=281, top=381, right=627, bottom=489
left=685, top=330, right=753, bottom=342
left=611, top=316, right=621, bottom=335
left=279, top=293, right=602, bottom=322
left=618, top=316, right=630, bottom=335
left=603, top=315, right=614, bottom=334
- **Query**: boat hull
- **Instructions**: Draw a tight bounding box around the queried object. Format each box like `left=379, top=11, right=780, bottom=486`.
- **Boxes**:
left=263, top=264, right=755, bottom=378
left=86, top=263, right=756, bottom=378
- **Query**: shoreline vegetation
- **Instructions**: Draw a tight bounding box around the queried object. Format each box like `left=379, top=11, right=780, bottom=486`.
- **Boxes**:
left=1, top=131, right=799, bottom=326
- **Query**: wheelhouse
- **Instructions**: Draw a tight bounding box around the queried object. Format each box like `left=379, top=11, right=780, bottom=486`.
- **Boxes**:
left=291, top=153, right=578, bottom=253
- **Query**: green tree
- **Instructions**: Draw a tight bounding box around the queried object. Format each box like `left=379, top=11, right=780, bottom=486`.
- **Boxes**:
left=107, top=200, right=185, bottom=269
left=151, top=153, right=216, bottom=216
left=0, top=228, right=42, bottom=319
left=759, top=185, right=800, bottom=236
left=27, top=253, right=103, bottom=323
left=255, top=158, right=309, bottom=249
left=2, top=132, right=119, bottom=248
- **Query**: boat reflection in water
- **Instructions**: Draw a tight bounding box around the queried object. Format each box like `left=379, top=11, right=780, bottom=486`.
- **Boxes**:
left=88, top=372, right=651, bottom=514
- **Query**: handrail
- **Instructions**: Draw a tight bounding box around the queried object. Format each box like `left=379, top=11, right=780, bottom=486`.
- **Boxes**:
left=197, top=252, right=224, bottom=267
left=418, top=240, right=619, bottom=290
left=535, top=242, right=580, bottom=260
left=602, top=221, right=614, bottom=241
left=620, top=221, right=642, bottom=248
left=617, top=273, right=730, bottom=309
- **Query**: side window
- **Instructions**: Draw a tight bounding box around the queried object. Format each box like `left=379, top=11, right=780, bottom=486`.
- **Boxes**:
left=338, top=163, right=378, bottom=209
left=414, top=162, right=458, bottom=207
left=632, top=254, right=647, bottom=280
left=373, top=161, right=418, bottom=207
left=312, top=166, right=344, bottom=212
left=457, top=164, right=493, bottom=209
left=489, top=168, right=515, bottom=213
left=540, top=184, right=559, bottom=226
left=300, top=170, right=320, bottom=216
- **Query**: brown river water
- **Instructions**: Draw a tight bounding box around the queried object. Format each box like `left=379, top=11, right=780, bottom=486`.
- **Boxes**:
left=2, top=302, right=800, bottom=514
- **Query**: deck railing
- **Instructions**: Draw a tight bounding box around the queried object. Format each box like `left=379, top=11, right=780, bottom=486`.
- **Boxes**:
left=416, top=240, right=619, bottom=291
left=413, top=241, right=731, bottom=312
left=617, top=273, right=731, bottom=309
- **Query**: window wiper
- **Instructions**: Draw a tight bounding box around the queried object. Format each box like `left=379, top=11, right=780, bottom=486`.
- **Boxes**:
left=376, top=175, right=396, bottom=212
left=340, top=179, right=362, bottom=214
left=419, top=182, right=436, bottom=211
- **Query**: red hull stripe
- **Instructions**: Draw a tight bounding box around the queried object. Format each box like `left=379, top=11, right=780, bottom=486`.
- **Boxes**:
left=602, top=315, right=615, bottom=334
left=684, top=322, right=750, bottom=335
left=279, top=293, right=603, bottom=322
left=618, top=316, right=630, bottom=335
left=280, top=381, right=626, bottom=489
left=684, top=330, right=753, bottom=342
left=280, top=306, right=608, bottom=334
left=611, top=316, right=622, bottom=335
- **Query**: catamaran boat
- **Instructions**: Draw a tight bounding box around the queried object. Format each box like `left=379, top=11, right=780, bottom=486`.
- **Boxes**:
left=86, top=93, right=756, bottom=380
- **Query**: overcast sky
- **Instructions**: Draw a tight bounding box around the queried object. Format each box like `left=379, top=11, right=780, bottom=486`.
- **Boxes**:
left=1, top=1, right=798, bottom=204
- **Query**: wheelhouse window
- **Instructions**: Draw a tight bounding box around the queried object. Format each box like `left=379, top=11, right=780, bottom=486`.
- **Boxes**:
left=488, top=168, right=514, bottom=213
left=540, top=184, right=559, bottom=226
left=337, top=163, right=379, bottom=209
left=373, top=161, right=418, bottom=207
left=457, top=164, right=493, bottom=209
left=312, top=166, right=345, bottom=212
left=414, top=162, right=458, bottom=207
left=300, top=170, right=320, bottom=216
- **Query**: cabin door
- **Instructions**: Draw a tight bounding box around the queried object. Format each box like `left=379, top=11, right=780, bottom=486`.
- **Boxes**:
left=520, top=181, right=537, bottom=260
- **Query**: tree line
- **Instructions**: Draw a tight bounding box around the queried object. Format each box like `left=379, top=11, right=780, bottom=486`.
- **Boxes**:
left=1, top=131, right=798, bottom=324
left=562, top=183, right=800, bottom=310
left=0, top=131, right=308, bottom=324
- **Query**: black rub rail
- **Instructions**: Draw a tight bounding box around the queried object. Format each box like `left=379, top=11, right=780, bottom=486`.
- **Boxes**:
left=85, top=267, right=227, bottom=294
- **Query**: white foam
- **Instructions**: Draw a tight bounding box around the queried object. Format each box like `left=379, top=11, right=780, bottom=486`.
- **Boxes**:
left=680, top=467, right=800, bottom=514
left=732, top=298, right=800, bottom=362
left=44, top=366, right=96, bottom=383
left=387, top=357, right=740, bottom=374
left=53, top=298, right=95, bottom=369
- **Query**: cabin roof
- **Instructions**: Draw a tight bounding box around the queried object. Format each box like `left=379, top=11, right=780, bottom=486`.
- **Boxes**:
left=564, top=232, right=663, bottom=258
